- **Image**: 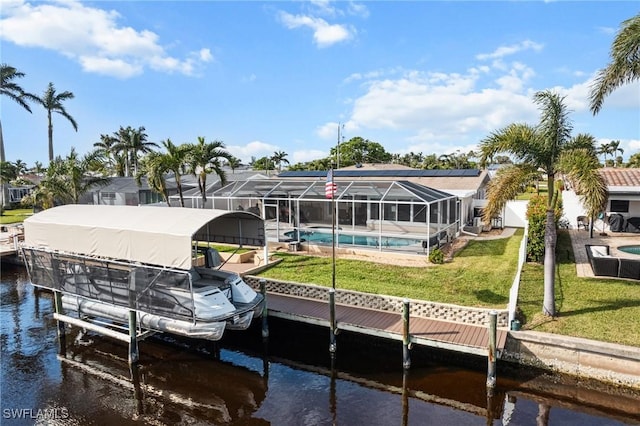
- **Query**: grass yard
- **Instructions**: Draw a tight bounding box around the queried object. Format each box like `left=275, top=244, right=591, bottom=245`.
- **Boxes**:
left=518, top=231, right=640, bottom=347
left=257, top=228, right=640, bottom=347
left=0, top=209, right=32, bottom=225
left=258, top=229, right=524, bottom=308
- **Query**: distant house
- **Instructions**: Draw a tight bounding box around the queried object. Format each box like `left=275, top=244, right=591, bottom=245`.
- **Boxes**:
left=600, top=168, right=640, bottom=232
left=80, top=177, right=178, bottom=206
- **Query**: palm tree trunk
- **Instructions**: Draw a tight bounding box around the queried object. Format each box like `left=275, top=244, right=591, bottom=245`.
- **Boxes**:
left=48, top=112, right=54, bottom=162
left=0, top=119, right=5, bottom=163
left=199, top=174, right=207, bottom=207
left=543, top=208, right=557, bottom=316
left=176, top=176, right=185, bottom=207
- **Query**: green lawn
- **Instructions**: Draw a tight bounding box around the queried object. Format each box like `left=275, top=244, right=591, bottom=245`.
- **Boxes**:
left=0, top=209, right=32, bottom=225
left=518, top=231, right=640, bottom=347
left=257, top=229, right=640, bottom=347
left=258, top=230, right=523, bottom=307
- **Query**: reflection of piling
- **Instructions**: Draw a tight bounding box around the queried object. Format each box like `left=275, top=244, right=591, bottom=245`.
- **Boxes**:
left=402, top=368, right=409, bottom=426
left=53, top=291, right=66, bottom=355
left=260, top=279, right=269, bottom=339
left=329, top=289, right=337, bottom=353
left=402, top=299, right=411, bottom=369
left=130, top=362, right=144, bottom=415
left=487, top=311, right=497, bottom=389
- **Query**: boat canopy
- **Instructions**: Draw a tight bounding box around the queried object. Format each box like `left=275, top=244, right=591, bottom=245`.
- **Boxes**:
left=23, top=204, right=265, bottom=270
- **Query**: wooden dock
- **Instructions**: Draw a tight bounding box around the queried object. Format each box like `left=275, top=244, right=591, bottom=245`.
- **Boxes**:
left=264, top=292, right=508, bottom=357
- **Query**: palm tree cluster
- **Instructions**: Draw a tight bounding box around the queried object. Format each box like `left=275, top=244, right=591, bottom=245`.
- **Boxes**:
left=597, top=140, right=625, bottom=167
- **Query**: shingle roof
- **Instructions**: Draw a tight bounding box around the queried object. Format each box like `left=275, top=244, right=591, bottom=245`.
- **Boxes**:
left=599, top=168, right=640, bottom=187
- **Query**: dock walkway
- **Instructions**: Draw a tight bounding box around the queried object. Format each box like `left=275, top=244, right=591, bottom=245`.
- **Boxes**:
left=265, top=292, right=508, bottom=357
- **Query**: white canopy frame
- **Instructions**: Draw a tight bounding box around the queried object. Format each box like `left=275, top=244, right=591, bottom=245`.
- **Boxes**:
left=23, top=204, right=265, bottom=270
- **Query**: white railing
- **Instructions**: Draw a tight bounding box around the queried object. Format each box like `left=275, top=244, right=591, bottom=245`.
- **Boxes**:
left=507, top=222, right=528, bottom=326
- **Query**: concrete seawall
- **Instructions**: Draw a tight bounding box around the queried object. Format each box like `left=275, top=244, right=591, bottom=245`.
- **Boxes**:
left=502, top=330, right=640, bottom=390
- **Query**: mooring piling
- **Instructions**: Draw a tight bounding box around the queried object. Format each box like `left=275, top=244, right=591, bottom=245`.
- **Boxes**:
left=329, top=288, right=337, bottom=353
left=402, top=299, right=411, bottom=369
left=128, top=310, right=139, bottom=365
left=53, top=290, right=66, bottom=354
left=487, top=310, right=497, bottom=389
left=260, top=279, right=269, bottom=339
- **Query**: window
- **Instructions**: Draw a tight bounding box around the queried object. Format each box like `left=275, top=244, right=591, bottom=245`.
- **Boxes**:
left=610, top=200, right=629, bottom=213
left=101, top=192, right=116, bottom=200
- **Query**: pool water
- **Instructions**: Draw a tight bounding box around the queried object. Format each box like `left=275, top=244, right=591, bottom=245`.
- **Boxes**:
left=284, top=229, right=422, bottom=247
left=618, top=245, right=640, bottom=255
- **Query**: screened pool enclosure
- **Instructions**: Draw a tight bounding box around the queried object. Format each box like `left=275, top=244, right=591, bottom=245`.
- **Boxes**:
left=211, top=179, right=459, bottom=253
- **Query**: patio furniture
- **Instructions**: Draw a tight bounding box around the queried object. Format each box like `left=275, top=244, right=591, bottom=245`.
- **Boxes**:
left=577, top=216, right=589, bottom=230
left=619, top=258, right=640, bottom=280
left=585, top=244, right=640, bottom=281
left=585, top=245, right=619, bottom=277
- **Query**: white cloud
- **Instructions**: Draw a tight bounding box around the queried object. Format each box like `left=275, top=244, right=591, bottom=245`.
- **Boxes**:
left=0, top=0, right=212, bottom=78
left=340, top=62, right=543, bottom=155
left=476, top=40, right=543, bottom=61
left=227, top=140, right=278, bottom=163
left=292, top=149, right=327, bottom=164
left=278, top=11, right=354, bottom=47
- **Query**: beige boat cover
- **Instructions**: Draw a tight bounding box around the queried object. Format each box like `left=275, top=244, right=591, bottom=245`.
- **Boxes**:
left=23, top=204, right=265, bottom=270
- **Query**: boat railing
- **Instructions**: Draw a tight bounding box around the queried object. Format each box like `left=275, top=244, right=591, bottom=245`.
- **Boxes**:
left=22, top=247, right=197, bottom=323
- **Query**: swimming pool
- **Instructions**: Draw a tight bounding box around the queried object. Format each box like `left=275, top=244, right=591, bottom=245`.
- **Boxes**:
left=284, top=229, right=423, bottom=248
left=618, top=245, right=640, bottom=255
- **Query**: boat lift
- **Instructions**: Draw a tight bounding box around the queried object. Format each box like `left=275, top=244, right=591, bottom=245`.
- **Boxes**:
left=21, top=204, right=267, bottom=365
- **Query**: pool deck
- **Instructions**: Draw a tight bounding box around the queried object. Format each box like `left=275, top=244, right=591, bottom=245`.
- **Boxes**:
left=569, top=229, right=640, bottom=278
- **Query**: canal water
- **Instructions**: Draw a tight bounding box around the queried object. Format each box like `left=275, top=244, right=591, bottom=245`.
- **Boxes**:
left=2, top=263, right=640, bottom=425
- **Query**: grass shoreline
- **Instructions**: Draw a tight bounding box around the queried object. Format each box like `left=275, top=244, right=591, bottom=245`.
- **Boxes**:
left=257, top=228, right=640, bottom=348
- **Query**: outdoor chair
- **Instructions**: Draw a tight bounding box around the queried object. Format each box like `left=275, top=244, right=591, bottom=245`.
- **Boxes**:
left=577, top=216, right=589, bottom=230
left=619, top=259, right=640, bottom=280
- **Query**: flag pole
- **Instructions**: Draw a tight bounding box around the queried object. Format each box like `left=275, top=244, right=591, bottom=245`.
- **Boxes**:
left=329, top=158, right=337, bottom=353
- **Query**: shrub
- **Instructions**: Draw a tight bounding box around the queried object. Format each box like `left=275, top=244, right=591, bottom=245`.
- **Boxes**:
left=526, top=194, right=563, bottom=262
left=428, top=248, right=444, bottom=264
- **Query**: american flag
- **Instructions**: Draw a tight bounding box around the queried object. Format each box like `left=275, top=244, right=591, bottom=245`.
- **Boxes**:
left=325, top=169, right=337, bottom=199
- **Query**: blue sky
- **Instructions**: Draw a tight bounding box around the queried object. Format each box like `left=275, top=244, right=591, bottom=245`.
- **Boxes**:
left=2, top=1, right=639, bottom=168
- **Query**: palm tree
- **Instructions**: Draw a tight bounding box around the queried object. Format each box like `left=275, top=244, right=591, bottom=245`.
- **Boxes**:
left=597, top=142, right=612, bottom=165
left=13, top=159, right=27, bottom=176
left=36, top=148, right=110, bottom=205
left=136, top=152, right=171, bottom=205
left=271, top=150, right=290, bottom=172
left=160, top=139, right=190, bottom=207
left=226, top=155, right=242, bottom=173
left=30, top=161, right=46, bottom=176
left=1, top=64, right=38, bottom=208
left=589, top=13, right=640, bottom=114
left=187, top=137, right=231, bottom=206
left=480, top=90, right=608, bottom=317
left=94, top=133, right=126, bottom=176
left=34, top=82, right=78, bottom=162
left=0, top=64, right=38, bottom=163
left=609, top=140, right=624, bottom=167
left=112, top=126, right=157, bottom=177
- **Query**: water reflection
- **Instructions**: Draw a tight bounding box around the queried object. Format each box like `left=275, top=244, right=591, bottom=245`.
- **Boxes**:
left=2, top=264, right=640, bottom=425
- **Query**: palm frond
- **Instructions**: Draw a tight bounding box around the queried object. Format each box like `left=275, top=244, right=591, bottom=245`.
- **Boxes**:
left=482, top=164, right=540, bottom=223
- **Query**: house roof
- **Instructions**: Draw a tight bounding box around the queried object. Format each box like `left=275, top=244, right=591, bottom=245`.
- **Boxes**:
left=277, top=168, right=490, bottom=193
left=599, top=168, right=640, bottom=187
left=93, top=176, right=177, bottom=192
